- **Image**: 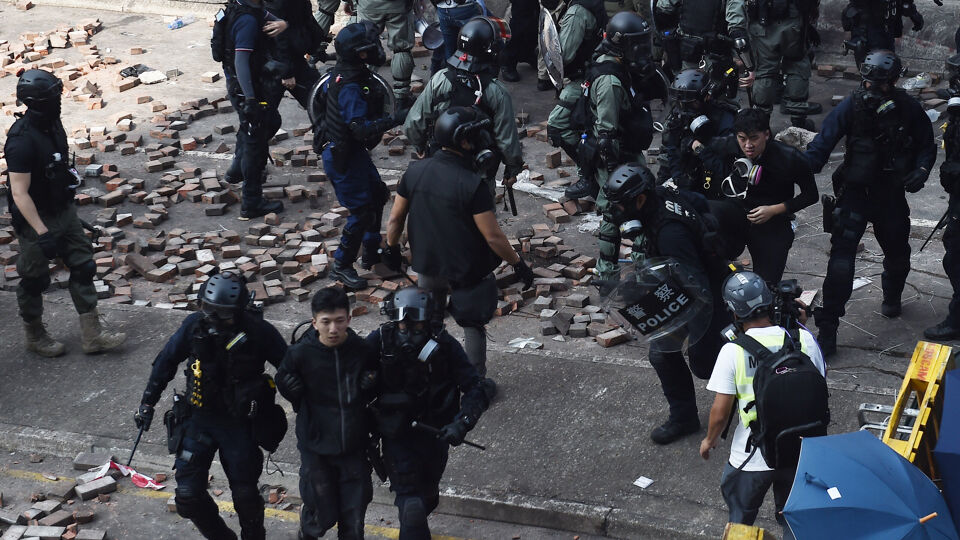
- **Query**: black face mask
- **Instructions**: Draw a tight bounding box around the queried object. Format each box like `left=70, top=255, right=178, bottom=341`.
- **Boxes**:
left=396, top=326, right=440, bottom=363
left=28, top=96, right=61, bottom=121
left=203, top=303, right=238, bottom=335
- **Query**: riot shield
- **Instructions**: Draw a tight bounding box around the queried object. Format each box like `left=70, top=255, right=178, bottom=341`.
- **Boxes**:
left=602, top=257, right=713, bottom=352
left=539, top=6, right=564, bottom=89
left=307, top=69, right=396, bottom=128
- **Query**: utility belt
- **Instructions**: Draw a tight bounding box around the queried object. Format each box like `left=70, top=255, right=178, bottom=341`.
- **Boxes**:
left=677, top=31, right=728, bottom=62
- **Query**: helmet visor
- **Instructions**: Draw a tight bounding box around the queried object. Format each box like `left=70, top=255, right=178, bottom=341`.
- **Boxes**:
left=385, top=305, right=430, bottom=322
left=202, top=302, right=236, bottom=320
left=859, top=62, right=893, bottom=83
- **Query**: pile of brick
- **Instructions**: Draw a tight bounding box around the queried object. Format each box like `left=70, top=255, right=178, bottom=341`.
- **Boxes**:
left=0, top=453, right=114, bottom=540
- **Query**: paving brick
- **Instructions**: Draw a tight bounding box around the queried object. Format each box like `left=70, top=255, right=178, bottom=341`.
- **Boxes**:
left=545, top=149, right=561, bottom=169
left=1, top=525, right=27, bottom=539
left=31, top=500, right=61, bottom=515
left=22, top=525, right=65, bottom=539
left=597, top=327, right=629, bottom=347
left=72, top=452, right=114, bottom=471
left=75, top=529, right=106, bottom=540
left=0, top=508, right=25, bottom=526
left=37, top=510, right=74, bottom=527
left=73, top=477, right=116, bottom=501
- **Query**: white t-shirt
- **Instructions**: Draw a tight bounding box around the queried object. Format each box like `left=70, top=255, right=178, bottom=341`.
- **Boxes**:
left=706, top=326, right=827, bottom=472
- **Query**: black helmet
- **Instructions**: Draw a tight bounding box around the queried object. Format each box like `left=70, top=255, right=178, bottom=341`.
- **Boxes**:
left=200, top=271, right=249, bottom=320
left=17, top=69, right=63, bottom=115
left=603, top=162, right=656, bottom=206
left=448, top=16, right=511, bottom=73
left=434, top=106, right=493, bottom=149
left=603, top=12, right=651, bottom=61
left=860, top=50, right=903, bottom=85
left=334, top=21, right=387, bottom=66
left=722, top=271, right=773, bottom=319
left=671, top=68, right=709, bottom=106
left=382, top=287, right=435, bottom=323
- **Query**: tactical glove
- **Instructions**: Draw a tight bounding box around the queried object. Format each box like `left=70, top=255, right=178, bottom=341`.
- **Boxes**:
left=907, top=8, right=924, bottom=31
left=383, top=244, right=403, bottom=272
left=941, top=161, right=960, bottom=194
left=439, top=419, right=469, bottom=446
left=242, top=98, right=265, bottom=133
left=513, top=258, right=535, bottom=290
left=903, top=168, right=928, bottom=193
left=275, top=370, right=305, bottom=404
left=36, top=232, right=58, bottom=260
left=134, top=403, right=154, bottom=431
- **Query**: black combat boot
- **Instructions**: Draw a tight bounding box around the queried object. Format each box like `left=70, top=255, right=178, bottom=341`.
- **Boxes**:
left=500, top=65, right=520, bottom=82
left=817, top=325, right=837, bottom=359
left=564, top=175, right=598, bottom=200
left=881, top=296, right=902, bottom=318
left=330, top=259, right=368, bottom=290
left=925, top=320, right=960, bottom=341
left=650, top=417, right=701, bottom=445
left=240, top=199, right=284, bottom=220
left=537, top=78, right=554, bottom=91
left=360, top=246, right=381, bottom=270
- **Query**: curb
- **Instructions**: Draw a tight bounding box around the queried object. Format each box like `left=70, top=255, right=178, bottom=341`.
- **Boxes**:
left=0, top=421, right=714, bottom=539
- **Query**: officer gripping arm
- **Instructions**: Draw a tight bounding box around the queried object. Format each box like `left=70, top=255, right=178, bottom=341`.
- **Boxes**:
left=803, top=97, right=854, bottom=173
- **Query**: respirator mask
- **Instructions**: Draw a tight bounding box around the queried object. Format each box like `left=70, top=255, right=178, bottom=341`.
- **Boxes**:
left=721, top=157, right=762, bottom=199
left=396, top=324, right=441, bottom=363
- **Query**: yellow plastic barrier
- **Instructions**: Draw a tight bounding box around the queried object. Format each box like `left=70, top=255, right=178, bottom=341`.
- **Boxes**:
left=882, top=341, right=955, bottom=478
left=722, top=523, right=778, bottom=540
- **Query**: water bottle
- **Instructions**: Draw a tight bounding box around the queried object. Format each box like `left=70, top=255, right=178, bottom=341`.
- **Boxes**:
left=168, top=16, right=195, bottom=30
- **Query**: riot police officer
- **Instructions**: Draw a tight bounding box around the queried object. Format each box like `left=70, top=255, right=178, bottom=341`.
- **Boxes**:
left=404, top=16, right=525, bottom=198
left=265, top=0, right=327, bottom=107
left=500, top=0, right=540, bottom=81
left=385, top=107, right=535, bottom=378
left=655, top=0, right=748, bottom=71
left=134, top=271, right=288, bottom=539
left=317, top=22, right=408, bottom=290
left=925, top=97, right=960, bottom=341
left=803, top=50, right=936, bottom=358
left=602, top=163, right=735, bottom=444
left=544, top=0, right=607, bottom=187
left=5, top=69, right=126, bottom=357
left=353, top=0, right=417, bottom=106
left=366, top=287, right=490, bottom=540
left=214, top=0, right=286, bottom=219
left=841, top=0, right=929, bottom=66
left=747, top=0, right=821, bottom=117
left=578, top=12, right=657, bottom=279
left=658, top=68, right=737, bottom=200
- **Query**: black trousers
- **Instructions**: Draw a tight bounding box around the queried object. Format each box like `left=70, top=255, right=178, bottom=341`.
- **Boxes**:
left=849, top=20, right=896, bottom=65
left=500, top=0, right=539, bottom=69
left=942, top=194, right=960, bottom=326
left=285, top=57, right=323, bottom=110
left=227, top=83, right=283, bottom=207
left=298, top=450, right=372, bottom=539
left=747, top=216, right=794, bottom=284
left=173, top=412, right=265, bottom=540
left=382, top=432, right=449, bottom=540
left=819, top=181, right=911, bottom=328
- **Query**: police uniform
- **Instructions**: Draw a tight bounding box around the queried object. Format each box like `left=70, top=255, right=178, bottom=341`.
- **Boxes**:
left=655, top=0, right=747, bottom=70
left=404, top=67, right=524, bottom=196
left=265, top=0, right=325, bottom=108
left=275, top=327, right=377, bottom=540
left=139, top=310, right=287, bottom=540
left=804, top=85, right=936, bottom=349
left=748, top=0, right=818, bottom=115
left=5, top=72, right=125, bottom=357
left=218, top=0, right=285, bottom=215
left=354, top=0, right=416, bottom=104
left=658, top=98, right=737, bottom=199
left=604, top=0, right=650, bottom=18
left=925, top=100, right=960, bottom=340
left=841, top=0, right=922, bottom=66
left=366, top=325, right=489, bottom=540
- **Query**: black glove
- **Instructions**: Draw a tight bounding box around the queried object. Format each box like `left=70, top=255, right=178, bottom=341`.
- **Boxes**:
left=393, top=107, right=410, bottom=126
left=36, top=232, right=58, bottom=260
left=439, top=419, right=469, bottom=446
left=242, top=98, right=264, bottom=132
left=907, top=7, right=924, bottom=31
left=359, top=370, right=378, bottom=391
left=597, top=135, right=619, bottom=173
left=903, top=168, right=928, bottom=193
left=275, top=370, right=305, bottom=404
left=941, top=161, right=960, bottom=194
left=134, top=403, right=154, bottom=431
left=513, top=258, right=535, bottom=290
left=383, top=244, right=403, bottom=272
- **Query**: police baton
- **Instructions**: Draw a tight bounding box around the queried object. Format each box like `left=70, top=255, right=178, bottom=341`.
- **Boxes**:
left=919, top=208, right=951, bottom=253
left=411, top=421, right=486, bottom=450
left=127, top=424, right=145, bottom=466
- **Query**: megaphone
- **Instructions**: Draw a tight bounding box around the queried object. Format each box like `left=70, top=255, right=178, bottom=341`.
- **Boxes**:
left=416, top=20, right=444, bottom=50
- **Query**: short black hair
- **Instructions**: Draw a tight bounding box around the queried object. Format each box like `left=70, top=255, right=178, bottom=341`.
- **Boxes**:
left=311, top=286, right=350, bottom=315
left=733, top=108, right=771, bottom=137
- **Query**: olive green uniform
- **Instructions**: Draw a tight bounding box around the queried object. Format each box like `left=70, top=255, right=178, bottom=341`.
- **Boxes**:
left=656, top=0, right=747, bottom=70
left=354, top=0, right=415, bottom=102
left=748, top=2, right=812, bottom=112
left=546, top=2, right=600, bottom=153
left=404, top=67, right=525, bottom=196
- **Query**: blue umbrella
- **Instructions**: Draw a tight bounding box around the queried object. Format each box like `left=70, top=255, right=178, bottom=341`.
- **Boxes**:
left=934, top=369, right=960, bottom=533
left=784, top=430, right=959, bottom=539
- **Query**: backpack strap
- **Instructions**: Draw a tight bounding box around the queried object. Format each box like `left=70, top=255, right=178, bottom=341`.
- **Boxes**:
left=731, top=333, right=775, bottom=364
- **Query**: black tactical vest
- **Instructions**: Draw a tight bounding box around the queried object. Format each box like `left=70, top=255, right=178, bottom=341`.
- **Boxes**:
left=440, top=68, right=497, bottom=119
left=185, top=318, right=270, bottom=417
left=844, top=87, right=914, bottom=183
left=377, top=323, right=459, bottom=424
left=5, top=113, right=75, bottom=231
left=679, top=0, right=725, bottom=36
left=323, top=65, right=386, bottom=148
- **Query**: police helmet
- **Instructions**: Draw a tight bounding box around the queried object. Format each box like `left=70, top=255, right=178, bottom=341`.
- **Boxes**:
left=200, top=271, right=249, bottom=319
left=448, top=16, right=511, bottom=72
left=17, top=69, right=63, bottom=109
left=382, top=287, right=435, bottom=323
left=722, top=271, right=773, bottom=319
left=334, top=21, right=387, bottom=66
left=860, top=50, right=903, bottom=85
left=603, top=12, right=651, bottom=60
left=671, top=69, right=710, bottom=106
left=434, top=106, right=493, bottom=150
left=603, top=162, right=656, bottom=207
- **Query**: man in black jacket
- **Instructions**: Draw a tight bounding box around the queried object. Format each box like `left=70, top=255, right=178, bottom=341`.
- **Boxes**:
left=265, top=0, right=328, bottom=107
left=366, top=287, right=490, bottom=540
left=275, top=287, right=378, bottom=540
left=717, top=108, right=818, bottom=283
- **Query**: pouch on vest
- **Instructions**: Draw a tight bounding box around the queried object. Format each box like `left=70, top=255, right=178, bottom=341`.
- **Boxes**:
left=842, top=138, right=881, bottom=185
left=373, top=392, right=415, bottom=438
left=164, top=393, right=192, bottom=455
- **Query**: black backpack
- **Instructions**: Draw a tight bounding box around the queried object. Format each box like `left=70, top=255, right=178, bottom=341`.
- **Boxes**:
left=732, top=331, right=830, bottom=470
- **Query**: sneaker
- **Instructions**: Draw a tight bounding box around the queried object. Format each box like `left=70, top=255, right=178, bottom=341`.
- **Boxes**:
left=781, top=101, right=823, bottom=115
left=330, top=259, right=368, bottom=290
left=239, top=199, right=284, bottom=221
left=564, top=176, right=599, bottom=200
left=924, top=320, right=960, bottom=341
left=650, top=417, right=701, bottom=445
left=537, top=78, right=554, bottom=91
left=500, top=66, right=521, bottom=82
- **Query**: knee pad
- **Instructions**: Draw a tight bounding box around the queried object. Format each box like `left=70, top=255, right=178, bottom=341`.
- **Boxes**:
left=175, top=486, right=216, bottom=520
left=398, top=497, right=427, bottom=528
left=20, top=273, right=51, bottom=296
left=392, top=50, right=414, bottom=80
left=828, top=256, right=854, bottom=278
left=69, top=259, right=97, bottom=286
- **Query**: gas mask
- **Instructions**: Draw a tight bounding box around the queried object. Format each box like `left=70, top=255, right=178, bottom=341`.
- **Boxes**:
left=689, top=114, right=712, bottom=142
left=26, top=95, right=62, bottom=122
left=610, top=199, right=643, bottom=236
left=202, top=302, right=238, bottom=335
left=721, top=157, right=762, bottom=199
left=396, top=324, right=440, bottom=363
left=455, top=119, right=498, bottom=175
left=860, top=82, right=893, bottom=113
